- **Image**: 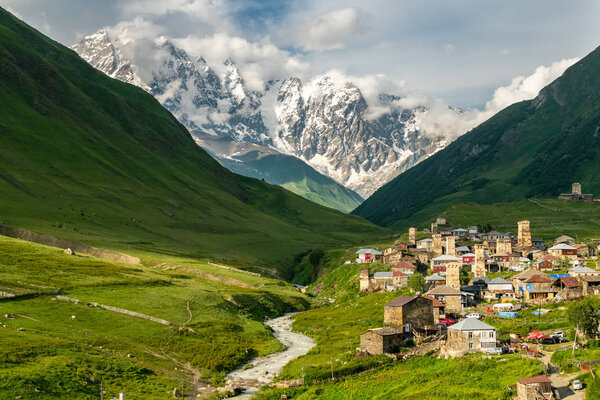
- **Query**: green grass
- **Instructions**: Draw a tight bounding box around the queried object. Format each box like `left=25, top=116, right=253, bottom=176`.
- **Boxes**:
left=255, top=354, right=543, bottom=400
left=0, top=7, right=388, bottom=281
left=0, top=236, right=311, bottom=397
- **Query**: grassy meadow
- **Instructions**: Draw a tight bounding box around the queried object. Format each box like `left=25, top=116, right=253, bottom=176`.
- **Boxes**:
left=0, top=236, right=310, bottom=398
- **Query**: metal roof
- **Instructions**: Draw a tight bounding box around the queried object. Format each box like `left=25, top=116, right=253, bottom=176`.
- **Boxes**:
left=356, top=248, right=383, bottom=255
left=448, top=318, right=496, bottom=331
left=425, top=274, right=445, bottom=281
left=549, top=243, right=576, bottom=251
left=373, top=271, right=393, bottom=278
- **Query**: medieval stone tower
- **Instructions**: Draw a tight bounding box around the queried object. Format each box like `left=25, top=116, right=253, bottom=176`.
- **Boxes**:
left=409, top=227, right=417, bottom=246
left=432, top=233, right=443, bottom=258
left=473, top=244, right=486, bottom=277
left=359, top=269, right=370, bottom=292
left=496, top=238, right=512, bottom=255
left=518, top=220, right=532, bottom=247
left=445, top=235, right=456, bottom=256
left=446, top=262, right=461, bottom=291
left=572, top=182, right=582, bottom=195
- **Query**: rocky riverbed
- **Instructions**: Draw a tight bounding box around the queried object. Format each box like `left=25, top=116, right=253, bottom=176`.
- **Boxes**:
left=226, top=312, right=315, bottom=398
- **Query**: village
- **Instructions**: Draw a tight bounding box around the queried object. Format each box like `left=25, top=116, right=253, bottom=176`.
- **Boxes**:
left=353, top=207, right=600, bottom=399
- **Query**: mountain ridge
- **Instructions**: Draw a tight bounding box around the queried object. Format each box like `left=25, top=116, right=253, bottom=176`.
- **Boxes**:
left=353, top=44, right=600, bottom=229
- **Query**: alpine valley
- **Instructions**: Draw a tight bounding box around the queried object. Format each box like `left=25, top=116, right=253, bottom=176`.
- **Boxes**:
left=73, top=30, right=454, bottom=204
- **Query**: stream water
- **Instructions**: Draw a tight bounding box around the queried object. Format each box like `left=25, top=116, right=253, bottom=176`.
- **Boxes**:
left=226, top=312, right=315, bottom=398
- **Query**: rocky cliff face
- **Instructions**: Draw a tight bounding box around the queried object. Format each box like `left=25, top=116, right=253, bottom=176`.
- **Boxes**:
left=74, top=30, right=452, bottom=197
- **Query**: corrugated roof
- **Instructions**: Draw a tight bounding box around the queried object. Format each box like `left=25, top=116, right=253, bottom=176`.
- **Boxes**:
left=462, top=253, right=475, bottom=257
left=549, top=243, right=576, bottom=251
left=426, top=285, right=462, bottom=296
left=517, top=375, right=552, bottom=385
left=385, top=296, right=417, bottom=307
left=448, top=318, right=496, bottom=331
left=488, top=277, right=511, bottom=284
left=425, top=274, right=445, bottom=281
left=432, top=255, right=462, bottom=261
left=569, top=265, right=600, bottom=274
left=366, top=327, right=402, bottom=336
left=512, top=268, right=543, bottom=281
left=393, top=261, right=416, bottom=270
left=374, top=271, right=393, bottom=278
left=525, top=274, right=554, bottom=283
left=559, top=276, right=580, bottom=288
left=356, top=248, right=383, bottom=255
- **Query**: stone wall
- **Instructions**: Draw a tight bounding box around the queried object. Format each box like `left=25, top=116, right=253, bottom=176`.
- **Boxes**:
left=384, top=297, right=433, bottom=329
left=496, top=238, right=512, bottom=255
left=360, top=331, right=404, bottom=354
left=432, top=234, right=443, bottom=258
left=445, top=236, right=456, bottom=256
left=518, top=220, right=532, bottom=247
left=473, top=244, right=486, bottom=277
left=409, top=227, right=417, bottom=246
left=445, top=262, right=461, bottom=290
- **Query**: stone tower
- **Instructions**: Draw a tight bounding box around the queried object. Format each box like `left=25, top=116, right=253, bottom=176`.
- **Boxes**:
left=359, top=269, right=370, bottom=292
left=518, top=220, right=532, bottom=247
left=409, top=227, right=417, bottom=246
left=445, top=235, right=456, bottom=256
left=496, top=238, right=512, bottom=255
left=573, top=182, right=582, bottom=195
left=446, top=262, right=461, bottom=291
left=432, top=233, right=443, bottom=258
left=473, top=244, right=486, bottom=277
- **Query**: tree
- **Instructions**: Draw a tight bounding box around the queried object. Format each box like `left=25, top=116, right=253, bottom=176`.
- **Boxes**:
left=408, top=273, right=426, bottom=293
left=568, top=296, right=600, bottom=356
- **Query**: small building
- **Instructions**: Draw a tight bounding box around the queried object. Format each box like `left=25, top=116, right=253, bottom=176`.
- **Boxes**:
left=522, top=274, right=556, bottom=303
left=383, top=296, right=435, bottom=332
left=392, top=261, right=417, bottom=275
left=360, top=327, right=404, bottom=355
left=425, top=274, right=446, bottom=289
left=467, top=226, right=478, bottom=235
left=569, top=265, right=600, bottom=278
left=422, top=295, right=446, bottom=323
left=554, top=235, right=575, bottom=246
left=455, top=246, right=471, bottom=255
left=417, top=238, right=433, bottom=251
left=553, top=276, right=582, bottom=301
left=461, top=252, right=475, bottom=264
left=548, top=243, right=577, bottom=261
left=516, top=375, right=553, bottom=400
left=579, top=275, right=600, bottom=296
left=483, top=231, right=506, bottom=241
left=485, top=277, right=514, bottom=301
left=445, top=319, right=497, bottom=357
left=558, top=182, right=594, bottom=202
left=454, top=228, right=468, bottom=238
left=534, top=259, right=553, bottom=272
left=431, top=255, right=462, bottom=275
left=359, top=270, right=408, bottom=292
left=531, top=237, right=546, bottom=250
left=356, top=248, right=383, bottom=264
left=426, top=285, right=463, bottom=312
left=511, top=268, right=544, bottom=297
left=573, top=243, right=597, bottom=258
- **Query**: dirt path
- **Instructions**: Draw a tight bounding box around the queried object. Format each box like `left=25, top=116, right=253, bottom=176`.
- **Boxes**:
left=541, top=351, right=586, bottom=399
left=226, top=313, right=315, bottom=397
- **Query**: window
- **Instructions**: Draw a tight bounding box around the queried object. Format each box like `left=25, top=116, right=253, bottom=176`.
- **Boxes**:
left=481, top=332, right=486, bottom=338
left=468, top=343, right=473, bottom=349
left=468, top=332, right=473, bottom=339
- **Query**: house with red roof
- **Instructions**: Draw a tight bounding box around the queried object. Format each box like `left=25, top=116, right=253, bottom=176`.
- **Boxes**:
left=516, top=375, right=553, bottom=400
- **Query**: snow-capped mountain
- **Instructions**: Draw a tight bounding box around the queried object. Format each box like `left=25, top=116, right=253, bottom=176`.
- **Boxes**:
left=73, top=30, right=452, bottom=198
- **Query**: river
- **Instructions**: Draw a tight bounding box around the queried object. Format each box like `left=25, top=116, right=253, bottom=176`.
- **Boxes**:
left=226, top=312, right=315, bottom=398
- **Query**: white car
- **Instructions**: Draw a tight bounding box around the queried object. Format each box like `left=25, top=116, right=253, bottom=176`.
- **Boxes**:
left=551, top=331, right=565, bottom=339
left=466, top=313, right=481, bottom=319
left=485, top=347, right=502, bottom=355
left=572, top=380, right=583, bottom=390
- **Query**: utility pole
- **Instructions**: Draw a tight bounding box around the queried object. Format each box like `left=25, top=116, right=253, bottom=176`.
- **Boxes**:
left=100, top=381, right=104, bottom=400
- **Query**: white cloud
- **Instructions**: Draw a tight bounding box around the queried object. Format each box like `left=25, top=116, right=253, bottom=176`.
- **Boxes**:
left=173, top=33, right=310, bottom=91
left=295, top=8, right=370, bottom=51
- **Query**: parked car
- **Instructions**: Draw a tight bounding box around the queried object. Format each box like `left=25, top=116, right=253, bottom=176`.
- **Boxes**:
left=551, top=331, right=565, bottom=339
left=485, top=347, right=503, bottom=355
left=466, top=313, right=481, bottom=319
left=572, top=380, right=583, bottom=390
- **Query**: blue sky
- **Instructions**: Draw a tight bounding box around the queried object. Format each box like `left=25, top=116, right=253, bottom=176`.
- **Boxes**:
left=2, top=0, right=599, bottom=109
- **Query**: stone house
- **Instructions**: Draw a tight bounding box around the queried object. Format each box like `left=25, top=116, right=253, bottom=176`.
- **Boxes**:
left=484, top=277, right=514, bottom=301
left=516, top=375, right=553, bottom=400
left=552, top=276, right=582, bottom=301
left=356, top=248, right=383, bottom=264
left=579, top=275, right=600, bottom=296
left=425, top=274, right=446, bottom=289
left=573, top=243, right=596, bottom=258
left=511, top=268, right=544, bottom=297
left=554, top=235, right=575, bottom=246
left=384, top=296, right=434, bottom=332
left=422, top=295, right=445, bottom=323
left=426, top=285, right=463, bottom=312
left=533, top=259, right=553, bottom=272
left=359, top=270, right=408, bottom=292
left=568, top=265, right=600, bottom=278
left=431, top=255, right=462, bottom=275
left=392, top=261, right=417, bottom=275
left=548, top=244, right=578, bottom=262
left=483, top=231, right=505, bottom=241
left=522, top=274, right=556, bottom=303
left=444, top=319, right=497, bottom=358
left=383, top=243, right=409, bottom=265
left=360, top=327, right=404, bottom=355
left=417, top=238, right=433, bottom=251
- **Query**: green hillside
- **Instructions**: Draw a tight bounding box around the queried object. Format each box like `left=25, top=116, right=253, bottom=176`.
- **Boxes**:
left=214, top=149, right=363, bottom=213
left=0, top=235, right=308, bottom=398
left=0, top=7, right=386, bottom=278
left=354, top=45, right=600, bottom=230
